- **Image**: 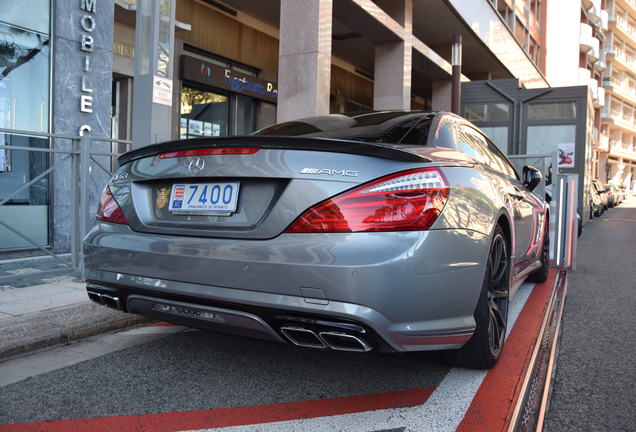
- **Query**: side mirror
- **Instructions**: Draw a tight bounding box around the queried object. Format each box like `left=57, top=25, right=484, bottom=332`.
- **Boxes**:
left=523, top=165, right=543, bottom=191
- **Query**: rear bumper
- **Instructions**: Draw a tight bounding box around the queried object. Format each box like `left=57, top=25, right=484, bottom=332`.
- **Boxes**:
left=84, top=222, right=490, bottom=352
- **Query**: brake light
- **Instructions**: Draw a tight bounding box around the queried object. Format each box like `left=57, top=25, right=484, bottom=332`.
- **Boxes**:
left=285, top=168, right=449, bottom=233
left=96, top=186, right=128, bottom=225
left=159, top=148, right=259, bottom=159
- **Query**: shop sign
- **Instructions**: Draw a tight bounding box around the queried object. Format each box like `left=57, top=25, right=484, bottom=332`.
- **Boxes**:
left=152, top=76, right=173, bottom=106
left=180, top=55, right=278, bottom=104
left=113, top=41, right=134, bottom=59
left=79, top=0, right=97, bottom=117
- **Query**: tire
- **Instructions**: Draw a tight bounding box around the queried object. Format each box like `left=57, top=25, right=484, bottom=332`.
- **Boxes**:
left=444, top=225, right=510, bottom=369
left=527, top=214, right=549, bottom=283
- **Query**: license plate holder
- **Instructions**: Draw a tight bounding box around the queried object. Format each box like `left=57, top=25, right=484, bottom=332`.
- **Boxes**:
left=168, top=182, right=240, bottom=216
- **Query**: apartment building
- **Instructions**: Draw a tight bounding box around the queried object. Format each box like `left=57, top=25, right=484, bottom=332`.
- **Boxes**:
left=602, top=0, right=636, bottom=190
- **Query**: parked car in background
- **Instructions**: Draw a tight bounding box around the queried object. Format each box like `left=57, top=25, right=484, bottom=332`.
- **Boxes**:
left=608, top=184, right=623, bottom=206
left=590, top=181, right=604, bottom=217
left=83, top=111, right=549, bottom=369
left=592, top=180, right=609, bottom=211
left=605, top=184, right=616, bottom=208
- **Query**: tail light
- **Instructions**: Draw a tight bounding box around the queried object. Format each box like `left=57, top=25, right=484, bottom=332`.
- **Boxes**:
left=96, top=186, right=128, bottom=225
left=159, top=148, right=259, bottom=159
left=285, top=168, right=449, bottom=233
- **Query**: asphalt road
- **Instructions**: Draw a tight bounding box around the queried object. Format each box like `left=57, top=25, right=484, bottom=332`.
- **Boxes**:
left=545, top=199, right=636, bottom=432
left=0, top=280, right=543, bottom=432
left=0, top=328, right=448, bottom=424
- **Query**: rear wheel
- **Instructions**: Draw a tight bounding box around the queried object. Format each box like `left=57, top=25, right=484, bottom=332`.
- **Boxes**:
left=444, top=225, right=510, bottom=369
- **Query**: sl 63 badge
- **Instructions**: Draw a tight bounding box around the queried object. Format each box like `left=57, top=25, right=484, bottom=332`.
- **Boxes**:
left=156, top=187, right=171, bottom=209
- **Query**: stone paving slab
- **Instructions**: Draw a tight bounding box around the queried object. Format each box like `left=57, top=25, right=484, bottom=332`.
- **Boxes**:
left=0, top=258, right=149, bottom=360
left=0, top=300, right=149, bottom=360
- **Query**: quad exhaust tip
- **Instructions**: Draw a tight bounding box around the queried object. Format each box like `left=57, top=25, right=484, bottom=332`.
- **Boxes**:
left=87, top=290, right=122, bottom=311
left=280, top=326, right=326, bottom=349
left=319, top=331, right=373, bottom=352
left=280, top=326, right=372, bottom=352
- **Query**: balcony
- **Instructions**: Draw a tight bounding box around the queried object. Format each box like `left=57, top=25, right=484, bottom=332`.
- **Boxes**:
left=606, top=45, right=636, bottom=73
left=601, top=10, right=609, bottom=31
left=589, top=0, right=602, bottom=24
left=589, top=37, right=600, bottom=62
left=618, top=0, right=636, bottom=15
left=580, top=23, right=593, bottom=52
left=596, top=51, right=607, bottom=71
left=590, top=78, right=599, bottom=102
left=595, top=87, right=606, bottom=108
left=599, top=133, right=610, bottom=152
left=609, top=140, right=636, bottom=161
left=612, top=15, right=636, bottom=45
left=579, top=68, right=593, bottom=91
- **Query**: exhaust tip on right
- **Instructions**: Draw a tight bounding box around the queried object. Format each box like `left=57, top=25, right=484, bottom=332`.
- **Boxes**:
left=319, top=331, right=373, bottom=352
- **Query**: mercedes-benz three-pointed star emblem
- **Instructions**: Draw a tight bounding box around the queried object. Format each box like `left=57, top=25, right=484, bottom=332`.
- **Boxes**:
left=188, top=157, right=205, bottom=174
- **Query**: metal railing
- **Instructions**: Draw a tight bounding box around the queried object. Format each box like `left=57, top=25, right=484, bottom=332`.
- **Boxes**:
left=0, top=128, right=131, bottom=282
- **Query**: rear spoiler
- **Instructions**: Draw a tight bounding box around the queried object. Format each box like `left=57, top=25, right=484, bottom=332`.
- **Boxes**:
left=118, top=136, right=430, bottom=165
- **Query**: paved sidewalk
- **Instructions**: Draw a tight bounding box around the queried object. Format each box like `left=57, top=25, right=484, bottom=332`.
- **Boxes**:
left=0, top=261, right=147, bottom=360
left=545, top=198, right=636, bottom=431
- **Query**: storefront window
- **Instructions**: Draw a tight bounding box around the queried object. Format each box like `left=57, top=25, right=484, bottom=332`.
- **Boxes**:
left=235, top=95, right=255, bottom=135
left=527, top=101, right=577, bottom=120
left=526, top=125, right=577, bottom=155
left=464, top=103, right=510, bottom=122
left=180, top=86, right=229, bottom=138
left=0, top=2, right=50, bottom=250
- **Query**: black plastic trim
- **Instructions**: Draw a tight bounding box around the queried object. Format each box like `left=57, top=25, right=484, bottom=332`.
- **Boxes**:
left=118, top=136, right=430, bottom=165
left=85, top=280, right=396, bottom=353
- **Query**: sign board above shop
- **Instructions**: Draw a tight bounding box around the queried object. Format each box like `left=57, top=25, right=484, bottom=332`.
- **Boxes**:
left=180, top=55, right=278, bottom=104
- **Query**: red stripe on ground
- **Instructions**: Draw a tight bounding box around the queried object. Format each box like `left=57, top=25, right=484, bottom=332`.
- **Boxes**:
left=147, top=322, right=176, bottom=327
left=0, top=387, right=435, bottom=432
left=456, top=269, right=559, bottom=432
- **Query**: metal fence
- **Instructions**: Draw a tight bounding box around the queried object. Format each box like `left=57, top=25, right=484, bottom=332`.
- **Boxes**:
left=0, top=128, right=131, bottom=282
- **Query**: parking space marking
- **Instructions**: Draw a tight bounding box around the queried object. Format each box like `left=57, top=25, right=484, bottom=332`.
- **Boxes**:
left=456, top=270, right=557, bottom=432
left=185, top=281, right=539, bottom=432
left=0, top=388, right=435, bottom=432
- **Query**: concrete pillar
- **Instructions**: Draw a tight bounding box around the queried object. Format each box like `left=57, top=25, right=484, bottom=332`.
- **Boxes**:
left=52, top=0, right=114, bottom=252
left=277, top=0, right=333, bottom=122
left=132, top=0, right=176, bottom=148
left=373, top=0, right=412, bottom=110
left=431, top=80, right=452, bottom=112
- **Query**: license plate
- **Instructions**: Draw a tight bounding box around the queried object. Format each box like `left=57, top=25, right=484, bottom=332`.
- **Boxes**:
left=169, top=182, right=240, bottom=215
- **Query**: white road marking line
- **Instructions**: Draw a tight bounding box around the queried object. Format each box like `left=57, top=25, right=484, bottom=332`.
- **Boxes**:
left=186, top=283, right=534, bottom=432
left=0, top=325, right=186, bottom=387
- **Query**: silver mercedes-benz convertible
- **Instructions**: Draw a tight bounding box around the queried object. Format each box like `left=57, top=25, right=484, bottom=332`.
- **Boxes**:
left=84, top=111, right=548, bottom=368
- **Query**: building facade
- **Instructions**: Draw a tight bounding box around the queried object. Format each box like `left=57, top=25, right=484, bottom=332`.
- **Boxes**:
left=602, top=0, right=636, bottom=190
left=1, top=0, right=552, bottom=255
left=545, top=0, right=636, bottom=191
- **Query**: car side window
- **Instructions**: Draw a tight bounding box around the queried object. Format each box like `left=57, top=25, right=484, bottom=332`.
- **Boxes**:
left=462, top=126, right=518, bottom=179
left=399, top=117, right=433, bottom=145
left=455, top=125, right=489, bottom=164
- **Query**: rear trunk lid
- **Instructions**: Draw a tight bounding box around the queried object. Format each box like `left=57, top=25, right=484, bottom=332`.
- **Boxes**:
left=110, top=137, right=432, bottom=239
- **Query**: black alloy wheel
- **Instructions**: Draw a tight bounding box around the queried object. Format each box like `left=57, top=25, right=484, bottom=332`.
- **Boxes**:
left=485, top=231, right=509, bottom=357
left=445, top=225, right=510, bottom=369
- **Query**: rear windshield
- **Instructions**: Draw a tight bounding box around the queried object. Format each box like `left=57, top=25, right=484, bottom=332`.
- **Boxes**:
left=254, top=112, right=433, bottom=145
